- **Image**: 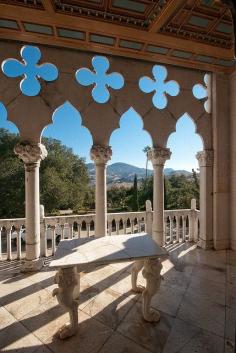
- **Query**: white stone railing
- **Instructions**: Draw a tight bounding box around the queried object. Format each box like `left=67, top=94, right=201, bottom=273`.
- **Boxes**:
left=0, top=200, right=199, bottom=260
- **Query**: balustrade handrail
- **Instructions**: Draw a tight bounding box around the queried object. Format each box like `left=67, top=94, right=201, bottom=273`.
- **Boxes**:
left=0, top=208, right=200, bottom=227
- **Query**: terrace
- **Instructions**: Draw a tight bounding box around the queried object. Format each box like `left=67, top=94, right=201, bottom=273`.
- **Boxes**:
left=0, top=0, right=236, bottom=352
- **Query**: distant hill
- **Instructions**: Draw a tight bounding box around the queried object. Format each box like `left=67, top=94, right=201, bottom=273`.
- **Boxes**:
left=87, top=162, right=191, bottom=185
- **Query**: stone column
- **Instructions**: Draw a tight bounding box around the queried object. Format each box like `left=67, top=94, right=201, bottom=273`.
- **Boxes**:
left=90, top=145, right=112, bottom=237
left=196, top=150, right=214, bottom=249
left=147, top=147, right=171, bottom=246
left=14, top=143, right=47, bottom=271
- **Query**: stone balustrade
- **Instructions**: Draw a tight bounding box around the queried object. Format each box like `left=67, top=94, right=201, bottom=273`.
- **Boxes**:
left=0, top=202, right=199, bottom=260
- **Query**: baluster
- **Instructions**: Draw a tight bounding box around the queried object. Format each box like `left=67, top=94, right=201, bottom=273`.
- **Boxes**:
left=7, top=227, right=12, bottom=261
left=176, top=216, right=180, bottom=242
left=69, top=224, right=73, bottom=239
left=123, top=220, right=127, bottom=234
left=169, top=217, right=173, bottom=244
left=0, top=227, right=2, bottom=260
left=138, top=220, right=141, bottom=233
left=163, top=216, right=167, bottom=244
left=77, top=224, right=81, bottom=238
left=131, top=220, right=134, bottom=234
left=116, top=221, right=119, bottom=235
left=86, top=223, right=91, bottom=237
left=51, top=226, right=56, bottom=255
left=40, top=222, right=47, bottom=257
left=108, top=222, right=112, bottom=236
left=17, top=228, right=22, bottom=260
left=61, top=225, right=65, bottom=240
left=182, top=216, right=186, bottom=242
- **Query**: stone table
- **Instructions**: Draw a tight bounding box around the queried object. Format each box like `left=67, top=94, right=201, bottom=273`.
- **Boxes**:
left=49, top=233, right=168, bottom=339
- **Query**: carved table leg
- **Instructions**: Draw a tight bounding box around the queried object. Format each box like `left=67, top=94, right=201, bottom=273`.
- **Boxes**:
left=142, top=258, right=162, bottom=322
left=52, top=266, right=80, bottom=339
left=131, top=259, right=145, bottom=293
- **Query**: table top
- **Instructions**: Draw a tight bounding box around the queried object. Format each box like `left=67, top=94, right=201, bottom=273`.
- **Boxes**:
left=49, top=233, right=168, bottom=269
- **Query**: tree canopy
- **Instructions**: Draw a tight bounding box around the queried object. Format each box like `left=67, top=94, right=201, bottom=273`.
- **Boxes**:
left=0, top=129, right=92, bottom=217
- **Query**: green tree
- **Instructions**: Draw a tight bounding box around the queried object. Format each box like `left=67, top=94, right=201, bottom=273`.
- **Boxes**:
left=0, top=129, right=92, bottom=217
left=143, top=145, right=151, bottom=182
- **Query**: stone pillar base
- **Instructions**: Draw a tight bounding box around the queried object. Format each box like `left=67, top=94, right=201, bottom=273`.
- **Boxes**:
left=197, top=238, right=214, bottom=250
left=21, top=258, right=44, bottom=272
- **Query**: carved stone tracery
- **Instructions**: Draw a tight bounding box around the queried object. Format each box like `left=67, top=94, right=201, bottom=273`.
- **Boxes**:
left=90, top=144, right=112, bottom=165
left=14, top=142, right=48, bottom=168
left=147, top=147, right=171, bottom=166
left=196, top=149, right=214, bottom=167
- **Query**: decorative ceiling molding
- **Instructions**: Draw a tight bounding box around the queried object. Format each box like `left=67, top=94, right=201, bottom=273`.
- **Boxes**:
left=0, top=0, right=235, bottom=72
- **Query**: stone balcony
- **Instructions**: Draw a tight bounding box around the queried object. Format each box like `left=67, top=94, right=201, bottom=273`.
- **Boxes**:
left=0, top=242, right=235, bottom=353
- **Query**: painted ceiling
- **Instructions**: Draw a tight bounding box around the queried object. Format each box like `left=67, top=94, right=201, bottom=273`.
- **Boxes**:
left=0, top=0, right=235, bottom=72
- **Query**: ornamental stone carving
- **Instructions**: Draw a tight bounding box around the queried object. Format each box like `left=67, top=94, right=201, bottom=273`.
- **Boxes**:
left=147, top=147, right=171, bottom=166
left=196, top=150, right=214, bottom=167
left=90, top=144, right=112, bottom=165
left=14, top=143, right=48, bottom=166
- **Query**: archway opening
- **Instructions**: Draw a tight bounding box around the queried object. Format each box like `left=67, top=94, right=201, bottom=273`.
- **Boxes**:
left=108, top=107, right=152, bottom=234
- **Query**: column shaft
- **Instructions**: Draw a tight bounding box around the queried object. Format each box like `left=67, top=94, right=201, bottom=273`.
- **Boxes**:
left=90, top=145, right=112, bottom=237
left=14, top=143, right=47, bottom=271
left=148, top=147, right=171, bottom=246
left=196, top=150, right=214, bottom=249
left=25, top=162, right=40, bottom=260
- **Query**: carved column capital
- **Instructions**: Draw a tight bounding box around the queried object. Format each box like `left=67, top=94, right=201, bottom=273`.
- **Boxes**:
left=196, top=149, right=214, bottom=167
left=14, top=142, right=48, bottom=168
left=90, top=145, right=112, bottom=165
left=147, top=147, right=171, bottom=167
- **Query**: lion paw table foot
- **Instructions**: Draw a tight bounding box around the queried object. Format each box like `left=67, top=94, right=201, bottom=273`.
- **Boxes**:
left=56, top=322, right=78, bottom=339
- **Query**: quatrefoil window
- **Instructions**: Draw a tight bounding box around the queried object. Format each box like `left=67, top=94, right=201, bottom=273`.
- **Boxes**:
left=139, top=65, right=180, bottom=109
left=75, top=56, right=124, bottom=104
left=1, top=45, right=58, bottom=96
left=192, top=74, right=211, bottom=113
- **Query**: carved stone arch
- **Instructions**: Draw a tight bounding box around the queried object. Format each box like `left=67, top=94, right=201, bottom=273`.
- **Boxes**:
left=43, top=101, right=93, bottom=145
left=108, top=107, right=153, bottom=146
left=166, top=112, right=205, bottom=151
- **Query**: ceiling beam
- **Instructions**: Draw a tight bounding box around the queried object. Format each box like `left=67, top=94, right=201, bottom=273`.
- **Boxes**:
left=0, top=30, right=234, bottom=74
left=0, top=4, right=233, bottom=59
left=149, top=0, right=187, bottom=33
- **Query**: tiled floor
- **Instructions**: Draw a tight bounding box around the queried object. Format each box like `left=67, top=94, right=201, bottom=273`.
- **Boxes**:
left=0, top=243, right=235, bottom=353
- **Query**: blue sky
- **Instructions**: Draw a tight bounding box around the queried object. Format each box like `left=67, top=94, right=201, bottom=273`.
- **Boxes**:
left=0, top=101, right=203, bottom=171
left=0, top=50, right=204, bottom=171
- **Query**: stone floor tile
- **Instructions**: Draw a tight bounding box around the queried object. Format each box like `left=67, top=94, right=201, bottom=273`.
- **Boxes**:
left=20, top=297, right=69, bottom=343
left=0, top=306, right=17, bottom=330
left=161, top=265, right=192, bottom=291
left=192, top=263, right=226, bottom=284
left=225, top=306, right=236, bottom=342
left=117, top=302, right=174, bottom=353
left=137, top=283, right=185, bottom=317
left=186, top=275, right=226, bottom=305
left=0, top=319, right=43, bottom=353
left=227, top=265, right=236, bottom=285
left=83, top=264, right=123, bottom=289
left=225, top=339, right=235, bottom=353
left=226, top=283, right=236, bottom=308
left=177, top=292, right=225, bottom=337
left=98, top=332, right=152, bottom=353
left=46, top=310, right=112, bottom=353
left=82, top=287, right=136, bottom=329
left=179, top=330, right=224, bottom=353
left=227, top=251, right=236, bottom=267
left=4, top=283, right=52, bottom=320
left=162, top=317, right=201, bottom=353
